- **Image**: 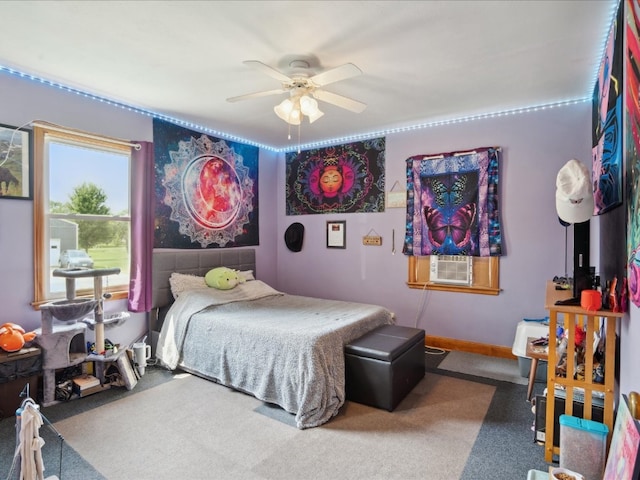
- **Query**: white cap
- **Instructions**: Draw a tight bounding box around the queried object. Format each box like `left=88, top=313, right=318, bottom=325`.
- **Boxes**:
left=555, top=159, right=594, bottom=224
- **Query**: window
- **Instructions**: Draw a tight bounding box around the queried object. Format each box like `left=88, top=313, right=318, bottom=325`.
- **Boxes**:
left=33, top=124, right=131, bottom=305
left=407, top=255, right=500, bottom=295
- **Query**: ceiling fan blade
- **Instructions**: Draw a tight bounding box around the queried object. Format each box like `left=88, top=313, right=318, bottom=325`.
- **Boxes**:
left=313, top=90, right=367, bottom=113
left=243, top=60, right=293, bottom=83
left=226, top=88, right=289, bottom=103
left=310, top=63, right=362, bottom=87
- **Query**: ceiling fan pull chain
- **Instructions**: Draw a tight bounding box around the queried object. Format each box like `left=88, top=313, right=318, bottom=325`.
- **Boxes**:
left=297, top=123, right=301, bottom=154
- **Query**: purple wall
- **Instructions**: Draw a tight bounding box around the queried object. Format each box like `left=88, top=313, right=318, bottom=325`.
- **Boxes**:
left=0, top=70, right=637, bottom=395
left=274, top=105, right=639, bottom=394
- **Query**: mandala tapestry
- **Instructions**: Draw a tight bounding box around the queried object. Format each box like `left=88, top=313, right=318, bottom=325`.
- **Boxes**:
left=285, top=137, right=385, bottom=215
left=592, top=4, right=623, bottom=215
left=403, top=147, right=502, bottom=257
left=153, top=118, right=259, bottom=248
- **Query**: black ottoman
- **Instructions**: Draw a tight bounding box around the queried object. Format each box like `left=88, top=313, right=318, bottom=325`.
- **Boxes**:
left=344, top=325, right=425, bottom=411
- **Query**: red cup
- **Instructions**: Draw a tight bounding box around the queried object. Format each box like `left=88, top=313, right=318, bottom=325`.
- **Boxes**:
left=580, top=289, right=602, bottom=312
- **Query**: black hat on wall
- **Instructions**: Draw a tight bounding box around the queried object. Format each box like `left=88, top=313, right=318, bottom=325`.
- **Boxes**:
left=284, top=222, right=304, bottom=252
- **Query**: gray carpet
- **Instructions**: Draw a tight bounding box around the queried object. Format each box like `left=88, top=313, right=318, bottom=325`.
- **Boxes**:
left=0, top=351, right=552, bottom=480
left=52, top=372, right=494, bottom=480
left=438, top=350, right=528, bottom=385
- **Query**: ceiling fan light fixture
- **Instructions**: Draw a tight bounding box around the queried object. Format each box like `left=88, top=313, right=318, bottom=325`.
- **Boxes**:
left=299, top=95, right=324, bottom=123
left=233, top=59, right=367, bottom=132
left=299, top=95, right=318, bottom=115
left=275, top=97, right=294, bottom=115
left=306, top=108, right=324, bottom=124
left=289, top=108, right=302, bottom=125
left=274, top=98, right=301, bottom=125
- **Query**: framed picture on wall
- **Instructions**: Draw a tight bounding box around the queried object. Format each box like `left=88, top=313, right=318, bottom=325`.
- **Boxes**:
left=0, top=123, right=32, bottom=200
left=327, top=220, right=346, bottom=249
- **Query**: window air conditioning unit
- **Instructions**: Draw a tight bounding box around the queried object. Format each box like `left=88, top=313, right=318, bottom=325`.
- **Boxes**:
left=429, top=255, right=473, bottom=286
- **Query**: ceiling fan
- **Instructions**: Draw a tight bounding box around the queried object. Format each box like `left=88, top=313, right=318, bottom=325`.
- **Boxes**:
left=226, top=60, right=367, bottom=125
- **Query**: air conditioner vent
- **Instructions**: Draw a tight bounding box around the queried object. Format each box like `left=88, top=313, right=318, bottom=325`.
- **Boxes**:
left=429, top=255, right=472, bottom=285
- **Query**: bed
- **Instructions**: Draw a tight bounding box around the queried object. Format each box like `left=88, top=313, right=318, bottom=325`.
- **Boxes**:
left=151, top=249, right=394, bottom=429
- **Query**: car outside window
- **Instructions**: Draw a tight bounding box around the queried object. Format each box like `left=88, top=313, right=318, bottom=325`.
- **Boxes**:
left=59, top=249, right=94, bottom=269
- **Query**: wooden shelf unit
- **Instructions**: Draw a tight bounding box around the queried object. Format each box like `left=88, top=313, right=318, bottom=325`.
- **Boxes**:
left=543, top=281, right=622, bottom=463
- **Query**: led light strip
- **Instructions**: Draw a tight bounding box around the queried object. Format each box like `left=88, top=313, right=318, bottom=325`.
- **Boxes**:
left=0, top=64, right=270, bottom=151
left=283, top=98, right=589, bottom=153
left=0, top=0, right=619, bottom=155
left=0, top=64, right=592, bottom=154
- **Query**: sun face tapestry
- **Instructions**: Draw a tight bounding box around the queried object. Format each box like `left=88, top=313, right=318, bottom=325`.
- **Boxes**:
left=592, top=3, right=623, bottom=215
left=403, top=147, right=502, bottom=257
left=153, top=118, right=259, bottom=248
left=285, top=137, right=385, bottom=215
left=626, top=0, right=640, bottom=307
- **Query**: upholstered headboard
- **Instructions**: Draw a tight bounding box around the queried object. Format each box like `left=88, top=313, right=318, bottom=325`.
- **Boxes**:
left=152, top=248, right=256, bottom=310
left=149, top=248, right=256, bottom=352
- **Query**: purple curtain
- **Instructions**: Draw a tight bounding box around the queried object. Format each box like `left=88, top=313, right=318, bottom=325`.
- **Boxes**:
left=128, top=141, right=154, bottom=312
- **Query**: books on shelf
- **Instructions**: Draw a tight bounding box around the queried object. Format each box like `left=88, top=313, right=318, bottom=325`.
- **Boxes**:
left=72, top=374, right=109, bottom=397
left=554, top=384, right=605, bottom=405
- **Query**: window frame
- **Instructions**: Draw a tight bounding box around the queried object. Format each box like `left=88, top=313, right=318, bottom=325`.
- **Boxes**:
left=407, top=255, right=500, bottom=295
left=33, top=124, right=131, bottom=307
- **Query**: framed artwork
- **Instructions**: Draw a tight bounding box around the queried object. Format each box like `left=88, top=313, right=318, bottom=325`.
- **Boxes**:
left=327, top=220, right=346, bottom=249
left=592, top=4, right=623, bottom=215
left=0, top=123, right=32, bottom=200
left=626, top=0, right=640, bottom=307
left=602, top=393, right=640, bottom=480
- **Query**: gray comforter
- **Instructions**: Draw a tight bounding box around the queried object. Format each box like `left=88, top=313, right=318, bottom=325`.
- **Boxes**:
left=156, top=281, right=394, bottom=428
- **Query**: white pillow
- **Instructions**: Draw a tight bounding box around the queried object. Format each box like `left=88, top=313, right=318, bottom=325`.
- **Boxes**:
left=169, top=272, right=207, bottom=298
left=239, top=270, right=255, bottom=281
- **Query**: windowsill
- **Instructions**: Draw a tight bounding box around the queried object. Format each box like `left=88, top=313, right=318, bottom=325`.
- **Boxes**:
left=408, top=255, right=500, bottom=295
left=407, top=282, right=500, bottom=296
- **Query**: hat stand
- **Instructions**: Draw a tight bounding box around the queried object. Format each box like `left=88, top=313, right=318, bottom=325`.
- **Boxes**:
left=564, top=223, right=569, bottom=282
left=556, top=217, right=571, bottom=286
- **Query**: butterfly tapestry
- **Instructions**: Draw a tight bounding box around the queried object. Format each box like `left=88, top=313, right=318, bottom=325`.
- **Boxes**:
left=423, top=174, right=478, bottom=253
left=403, top=147, right=502, bottom=257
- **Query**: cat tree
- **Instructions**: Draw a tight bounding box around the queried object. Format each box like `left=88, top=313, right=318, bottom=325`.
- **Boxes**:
left=37, top=267, right=136, bottom=406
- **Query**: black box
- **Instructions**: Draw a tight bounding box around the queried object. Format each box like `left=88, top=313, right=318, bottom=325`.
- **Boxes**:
left=345, top=325, right=425, bottom=411
left=0, top=347, right=42, bottom=419
left=534, top=392, right=604, bottom=447
left=0, top=347, right=41, bottom=381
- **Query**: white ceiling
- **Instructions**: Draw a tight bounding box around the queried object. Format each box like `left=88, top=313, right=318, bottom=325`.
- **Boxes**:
left=0, top=1, right=618, bottom=151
